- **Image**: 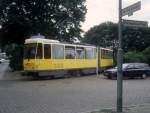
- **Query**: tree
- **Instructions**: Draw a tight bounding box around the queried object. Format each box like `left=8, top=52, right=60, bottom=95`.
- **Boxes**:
left=122, top=27, right=150, bottom=52
left=83, top=22, right=118, bottom=47
left=5, top=43, right=23, bottom=70
left=83, top=22, right=150, bottom=52
left=82, top=22, right=118, bottom=64
left=123, top=51, right=148, bottom=63
left=0, top=0, right=86, bottom=47
left=143, top=47, right=150, bottom=64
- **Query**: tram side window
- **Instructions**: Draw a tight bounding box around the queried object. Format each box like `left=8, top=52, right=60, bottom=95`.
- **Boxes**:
left=36, top=43, right=43, bottom=59
left=52, top=44, right=64, bottom=59
left=109, top=51, right=113, bottom=59
left=101, top=49, right=113, bottom=59
left=76, top=47, right=85, bottom=59
left=44, top=44, right=51, bottom=59
left=101, top=49, right=106, bottom=59
left=85, top=48, right=95, bottom=59
left=65, top=46, right=75, bottom=59
left=93, top=48, right=96, bottom=58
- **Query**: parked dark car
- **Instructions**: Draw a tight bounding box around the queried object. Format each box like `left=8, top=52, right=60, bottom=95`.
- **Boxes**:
left=104, top=63, right=150, bottom=79
left=0, top=58, right=5, bottom=64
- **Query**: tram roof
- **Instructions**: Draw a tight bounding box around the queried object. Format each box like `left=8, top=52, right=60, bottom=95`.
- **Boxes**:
left=25, top=35, right=113, bottom=50
left=25, top=38, right=96, bottom=48
left=25, top=38, right=113, bottom=50
left=25, top=38, right=60, bottom=44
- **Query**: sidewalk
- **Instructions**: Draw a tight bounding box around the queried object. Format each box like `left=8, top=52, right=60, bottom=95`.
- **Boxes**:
left=87, top=103, right=150, bottom=113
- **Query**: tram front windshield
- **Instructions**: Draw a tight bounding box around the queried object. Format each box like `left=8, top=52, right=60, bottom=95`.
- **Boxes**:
left=24, top=43, right=37, bottom=59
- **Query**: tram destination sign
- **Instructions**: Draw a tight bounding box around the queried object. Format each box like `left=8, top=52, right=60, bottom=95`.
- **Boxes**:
left=123, top=19, right=148, bottom=28
left=122, top=1, right=141, bottom=17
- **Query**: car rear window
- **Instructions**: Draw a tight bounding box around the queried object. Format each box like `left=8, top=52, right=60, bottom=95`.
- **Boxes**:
left=134, top=64, right=149, bottom=69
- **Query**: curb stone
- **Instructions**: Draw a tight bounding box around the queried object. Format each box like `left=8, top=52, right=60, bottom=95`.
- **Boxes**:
left=83, top=103, right=150, bottom=113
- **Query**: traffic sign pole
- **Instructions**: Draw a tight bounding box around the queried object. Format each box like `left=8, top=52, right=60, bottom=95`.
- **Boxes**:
left=117, top=0, right=123, bottom=112
left=117, top=1, right=141, bottom=112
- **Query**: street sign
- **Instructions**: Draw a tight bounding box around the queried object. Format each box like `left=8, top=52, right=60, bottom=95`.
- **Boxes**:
left=123, top=19, right=148, bottom=28
left=122, top=1, right=141, bottom=17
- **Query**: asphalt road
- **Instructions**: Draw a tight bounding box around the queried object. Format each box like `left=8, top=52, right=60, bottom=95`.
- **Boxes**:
left=0, top=63, right=150, bottom=113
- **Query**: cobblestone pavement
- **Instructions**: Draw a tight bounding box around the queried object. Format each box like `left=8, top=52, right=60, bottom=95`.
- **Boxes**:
left=1, top=63, right=150, bottom=113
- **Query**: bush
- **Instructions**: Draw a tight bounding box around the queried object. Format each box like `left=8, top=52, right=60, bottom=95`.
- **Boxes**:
left=5, top=44, right=24, bottom=71
left=142, top=47, right=150, bottom=65
left=124, top=51, right=148, bottom=63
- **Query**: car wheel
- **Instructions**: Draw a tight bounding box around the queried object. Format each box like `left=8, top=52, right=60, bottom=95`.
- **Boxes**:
left=107, top=75, right=111, bottom=79
left=141, top=73, right=147, bottom=79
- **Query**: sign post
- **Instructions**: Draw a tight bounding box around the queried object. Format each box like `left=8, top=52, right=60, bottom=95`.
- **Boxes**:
left=96, top=47, right=99, bottom=77
left=117, top=1, right=141, bottom=112
left=117, top=0, right=123, bottom=112
left=123, top=19, right=148, bottom=28
left=122, top=1, right=141, bottom=17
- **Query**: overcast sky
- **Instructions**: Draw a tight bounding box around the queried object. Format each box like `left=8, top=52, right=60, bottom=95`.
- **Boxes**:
left=82, top=0, right=150, bottom=32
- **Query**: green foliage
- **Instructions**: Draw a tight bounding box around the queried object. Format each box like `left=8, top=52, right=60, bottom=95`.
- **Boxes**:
left=0, top=0, right=86, bottom=46
left=5, top=44, right=23, bottom=71
left=122, top=27, right=150, bottom=52
left=83, top=22, right=150, bottom=52
left=142, top=47, right=150, bottom=64
left=83, top=22, right=118, bottom=47
left=124, top=51, right=148, bottom=63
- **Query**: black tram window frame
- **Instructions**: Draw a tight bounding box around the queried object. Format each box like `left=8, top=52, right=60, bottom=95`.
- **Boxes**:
left=44, top=44, right=51, bottom=59
left=36, top=43, right=43, bottom=59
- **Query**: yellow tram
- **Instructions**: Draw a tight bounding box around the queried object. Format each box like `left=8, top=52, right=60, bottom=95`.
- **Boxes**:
left=23, top=35, right=113, bottom=77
